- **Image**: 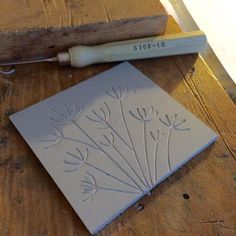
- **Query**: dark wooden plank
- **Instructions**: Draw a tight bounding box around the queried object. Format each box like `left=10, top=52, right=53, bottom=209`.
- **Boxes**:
left=0, top=17, right=235, bottom=235
left=0, top=0, right=167, bottom=62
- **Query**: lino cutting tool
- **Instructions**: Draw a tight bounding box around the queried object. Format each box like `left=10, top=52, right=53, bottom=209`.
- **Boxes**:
left=0, top=31, right=206, bottom=74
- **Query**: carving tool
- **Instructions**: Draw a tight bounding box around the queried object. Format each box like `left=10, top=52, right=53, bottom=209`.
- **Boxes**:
left=0, top=31, right=206, bottom=71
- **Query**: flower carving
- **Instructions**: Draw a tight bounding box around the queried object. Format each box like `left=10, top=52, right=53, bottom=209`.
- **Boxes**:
left=129, top=106, right=155, bottom=122
left=50, top=102, right=83, bottom=125
left=129, top=105, right=157, bottom=187
left=105, top=86, right=134, bottom=100
left=64, top=148, right=88, bottom=172
left=44, top=86, right=192, bottom=204
left=86, top=102, right=110, bottom=124
left=159, top=114, right=190, bottom=131
left=100, top=133, right=115, bottom=147
left=150, top=129, right=164, bottom=143
left=150, top=129, right=164, bottom=182
left=41, top=126, right=100, bottom=151
left=80, top=172, right=140, bottom=203
left=41, top=126, right=65, bottom=149
left=81, top=172, right=97, bottom=203
left=159, top=114, right=190, bottom=171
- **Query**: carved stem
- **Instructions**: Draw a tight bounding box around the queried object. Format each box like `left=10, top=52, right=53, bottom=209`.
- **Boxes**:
left=112, top=144, right=146, bottom=191
left=166, top=127, right=173, bottom=172
left=104, top=120, right=133, bottom=151
left=97, top=186, right=140, bottom=194
left=85, top=162, right=141, bottom=193
left=153, top=142, right=159, bottom=182
left=166, top=116, right=176, bottom=172
left=63, top=137, right=100, bottom=152
left=72, top=120, right=142, bottom=192
left=144, top=121, right=152, bottom=187
left=119, top=100, right=149, bottom=189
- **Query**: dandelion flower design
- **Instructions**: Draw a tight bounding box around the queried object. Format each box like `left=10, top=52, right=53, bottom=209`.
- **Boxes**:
left=10, top=63, right=218, bottom=235
left=81, top=172, right=140, bottom=203
left=129, top=106, right=156, bottom=186
left=44, top=94, right=191, bottom=203
left=159, top=114, right=190, bottom=171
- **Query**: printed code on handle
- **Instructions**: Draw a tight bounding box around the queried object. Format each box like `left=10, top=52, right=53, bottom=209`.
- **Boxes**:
left=133, top=42, right=165, bottom=51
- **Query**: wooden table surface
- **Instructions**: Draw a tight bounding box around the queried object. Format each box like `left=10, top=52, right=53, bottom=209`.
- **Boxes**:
left=0, top=17, right=235, bottom=235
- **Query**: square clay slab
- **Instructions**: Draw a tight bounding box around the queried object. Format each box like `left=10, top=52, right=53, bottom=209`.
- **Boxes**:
left=10, top=62, right=218, bottom=234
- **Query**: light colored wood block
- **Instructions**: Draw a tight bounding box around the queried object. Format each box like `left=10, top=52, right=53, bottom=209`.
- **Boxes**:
left=0, top=0, right=167, bottom=62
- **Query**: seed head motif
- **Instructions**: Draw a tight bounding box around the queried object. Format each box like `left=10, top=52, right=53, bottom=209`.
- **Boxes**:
left=50, top=102, right=83, bottom=125
left=106, top=86, right=134, bottom=100
left=159, top=114, right=190, bottom=131
left=81, top=172, right=97, bottom=203
left=86, top=102, right=111, bottom=123
left=100, top=133, right=115, bottom=147
left=40, top=126, right=65, bottom=149
left=150, top=129, right=164, bottom=142
left=129, top=106, right=155, bottom=122
left=64, top=148, right=89, bottom=172
left=159, top=114, right=190, bottom=172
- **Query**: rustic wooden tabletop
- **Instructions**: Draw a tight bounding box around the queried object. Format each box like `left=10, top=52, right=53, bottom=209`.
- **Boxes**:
left=0, top=17, right=235, bottom=235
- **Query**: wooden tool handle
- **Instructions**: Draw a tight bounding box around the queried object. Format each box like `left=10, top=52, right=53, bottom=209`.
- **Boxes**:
left=68, top=31, right=207, bottom=68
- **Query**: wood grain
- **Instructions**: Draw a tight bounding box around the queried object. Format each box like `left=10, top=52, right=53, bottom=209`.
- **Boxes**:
left=0, top=0, right=167, bottom=62
left=0, top=17, right=235, bottom=235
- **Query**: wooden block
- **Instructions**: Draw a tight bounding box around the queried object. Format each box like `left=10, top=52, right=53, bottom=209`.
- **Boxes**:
left=0, top=0, right=167, bottom=62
